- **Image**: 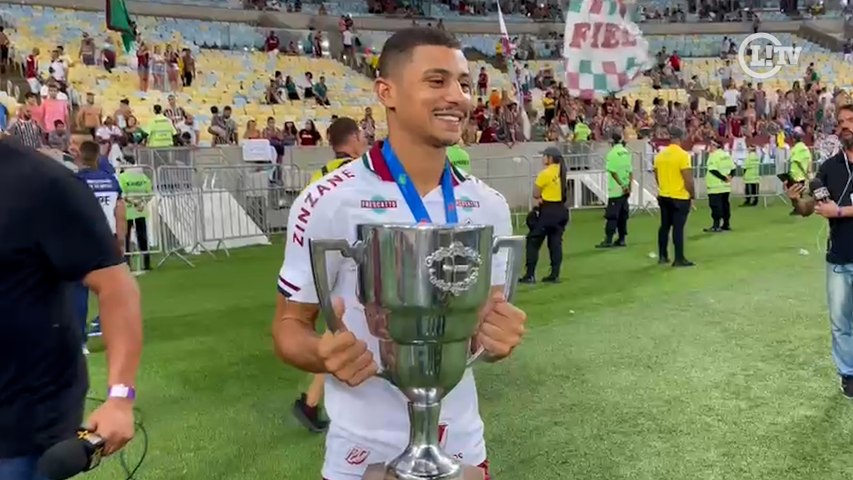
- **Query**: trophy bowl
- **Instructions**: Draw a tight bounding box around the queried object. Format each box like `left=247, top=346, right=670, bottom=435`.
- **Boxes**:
left=310, top=224, right=524, bottom=480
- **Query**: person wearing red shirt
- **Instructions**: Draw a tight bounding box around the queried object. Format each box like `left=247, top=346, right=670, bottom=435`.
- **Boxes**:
left=297, top=120, right=322, bottom=146
left=264, top=31, right=280, bottom=53
left=669, top=51, right=681, bottom=72
left=25, top=48, right=39, bottom=94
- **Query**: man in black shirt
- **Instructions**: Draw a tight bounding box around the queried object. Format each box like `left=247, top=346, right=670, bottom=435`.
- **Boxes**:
left=788, top=104, right=853, bottom=399
left=0, top=143, right=143, bottom=479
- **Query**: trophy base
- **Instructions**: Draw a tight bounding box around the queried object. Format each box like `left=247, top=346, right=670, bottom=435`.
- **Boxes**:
left=361, top=463, right=485, bottom=480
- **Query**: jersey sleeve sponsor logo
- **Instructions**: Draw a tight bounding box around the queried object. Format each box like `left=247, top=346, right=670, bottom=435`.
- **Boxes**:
left=291, top=168, right=356, bottom=247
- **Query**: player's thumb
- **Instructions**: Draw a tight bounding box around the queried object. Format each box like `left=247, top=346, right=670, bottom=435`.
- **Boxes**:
left=490, top=290, right=507, bottom=304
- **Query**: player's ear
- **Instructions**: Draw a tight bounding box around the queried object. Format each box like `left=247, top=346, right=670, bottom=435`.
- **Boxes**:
left=375, top=77, right=396, bottom=111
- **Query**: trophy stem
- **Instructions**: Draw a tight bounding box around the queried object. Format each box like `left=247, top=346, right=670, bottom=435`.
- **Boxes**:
left=407, top=400, right=441, bottom=448
left=384, top=398, right=462, bottom=479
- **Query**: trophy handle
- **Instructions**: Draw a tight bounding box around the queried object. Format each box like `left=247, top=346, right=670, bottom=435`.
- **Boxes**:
left=308, top=239, right=364, bottom=333
left=467, top=235, right=526, bottom=367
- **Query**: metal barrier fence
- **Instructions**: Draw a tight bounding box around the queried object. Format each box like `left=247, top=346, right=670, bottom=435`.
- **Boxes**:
left=120, top=143, right=835, bottom=267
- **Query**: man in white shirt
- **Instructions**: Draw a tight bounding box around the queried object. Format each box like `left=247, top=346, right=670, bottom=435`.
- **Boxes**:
left=272, top=27, right=527, bottom=480
left=722, top=83, right=740, bottom=116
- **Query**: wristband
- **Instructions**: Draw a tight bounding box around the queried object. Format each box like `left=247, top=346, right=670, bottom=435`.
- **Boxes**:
left=107, top=384, right=136, bottom=401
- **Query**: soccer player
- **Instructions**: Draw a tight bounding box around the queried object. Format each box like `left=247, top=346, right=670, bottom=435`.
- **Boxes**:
left=654, top=127, right=695, bottom=267
left=292, top=117, right=368, bottom=433
left=0, top=143, right=142, bottom=480
left=73, top=140, right=126, bottom=352
left=272, top=27, right=527, bottom=480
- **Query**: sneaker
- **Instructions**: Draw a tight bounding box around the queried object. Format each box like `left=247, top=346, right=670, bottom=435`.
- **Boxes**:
left=518, top=276, right=536, bottom=284
left=88, top=316, right=102, bottom=338
left=614, top=240, right=627, bottom=247
left=292, top=394, right=329, bottom=433
left=721, top=225, right=732, bottom=231
left=703, top=227, right=722, bottom=233
left=672, top=259, right=696, bottom=268
left=658, top=257, right=670, bottom=265
left=842, top=376, right=853, bottom=399
left=541, top=276, right=560, bottom=283
left=595, top=241, right=614, bottom=249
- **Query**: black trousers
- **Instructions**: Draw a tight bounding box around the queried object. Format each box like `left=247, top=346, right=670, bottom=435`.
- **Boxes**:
left=125, top=217, right=151, bottom=270
left=744, top=183, right=759, bottom=205
left=525, top=202, right=569, bottom=278
left=604, top=194, right=630, bottom=242
left=708, top=192, right=731, bottom=228
left=658, top=197, right=690, bottom=261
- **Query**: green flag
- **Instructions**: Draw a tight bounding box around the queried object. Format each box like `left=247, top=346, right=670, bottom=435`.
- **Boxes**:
left=105, top=0, right=134, bottom=53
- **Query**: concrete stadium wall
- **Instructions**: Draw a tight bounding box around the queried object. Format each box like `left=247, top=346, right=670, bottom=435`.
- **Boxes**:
left=15, top=0, right=844, bottom=35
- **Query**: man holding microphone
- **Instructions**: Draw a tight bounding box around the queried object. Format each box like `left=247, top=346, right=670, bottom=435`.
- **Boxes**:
left=788, top=104, right=853, bottom=398
left=0, top=141, right=142, bottom=480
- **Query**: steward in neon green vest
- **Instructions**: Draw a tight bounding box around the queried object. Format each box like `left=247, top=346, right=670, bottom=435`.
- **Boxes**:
left=706, top=148, right=735, bottom=194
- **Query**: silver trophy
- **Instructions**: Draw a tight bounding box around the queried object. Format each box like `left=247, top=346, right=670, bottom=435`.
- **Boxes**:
left=310, top=224, right=524, bottom=480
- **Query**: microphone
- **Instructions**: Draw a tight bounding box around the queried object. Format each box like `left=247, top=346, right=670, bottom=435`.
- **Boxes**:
left=809, top=178, right=831, bottom=204
left=36, top=429, right=105, bottom=480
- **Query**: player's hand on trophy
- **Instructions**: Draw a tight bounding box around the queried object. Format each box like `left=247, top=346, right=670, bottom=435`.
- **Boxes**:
left=475, top=290, right=527, bottom=360
left=317, top=297, right=379, bottom=387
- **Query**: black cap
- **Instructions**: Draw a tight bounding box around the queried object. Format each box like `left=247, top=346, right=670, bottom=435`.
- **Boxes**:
left=540, top=146, right=563, bottom=159
left=611, top=131, right=623, bottom=143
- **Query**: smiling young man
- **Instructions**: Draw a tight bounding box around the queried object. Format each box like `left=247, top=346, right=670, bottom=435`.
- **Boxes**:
left=271, top=28, right=528, bottom=480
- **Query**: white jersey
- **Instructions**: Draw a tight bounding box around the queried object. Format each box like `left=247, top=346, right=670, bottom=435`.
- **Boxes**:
left=277, top=142, right=512, bottom=480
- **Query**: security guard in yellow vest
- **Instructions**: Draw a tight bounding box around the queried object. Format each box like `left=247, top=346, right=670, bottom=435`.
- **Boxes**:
left=742, top=145, right=761, bottom=207
left=788, top=128, right=813, bottom=214
left=292, top=117, right=367, bottom=434
left=704, top=139, right=736, bottom=232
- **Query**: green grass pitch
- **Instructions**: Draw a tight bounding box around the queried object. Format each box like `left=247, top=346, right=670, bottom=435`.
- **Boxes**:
left=83, top=203, right=853, bottom=480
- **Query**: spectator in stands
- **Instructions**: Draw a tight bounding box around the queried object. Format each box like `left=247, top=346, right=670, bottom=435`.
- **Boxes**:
left=48, top=49, right=67, bottom=92
left=166, top=44, right=181, bottom=92
left=209, top=106, right=238, bottom=145
left=264, top=31, right=280, bottom=53
left=124, top=116, right=146, bottom=146
left=303, top=72, right=315, bottom=102
left=181, top=48, right=195, bottom=87
left=297, top=120, right=321, bottom=146
left=244, top=119, right=261, bottom=140
left=284, top=75, right=300, bottom=102
left=266, top=79, right=283, bottom=104
left=102, top=38, right=116, bottom=73
left=164, top=95, right=186, bottom=125
left=42, top=84, right=68, bottom=134
left=151, top=45, right=166, bottom=92
left=7, top=104, right=45, bottom=150
left=114, top=99, right=133, bottom=130
left=360, top=107, right=376, bottom=145
left=25, top=47, right=40, bottom=94
left=47, top=120, right=70, bottom=152
left=314, top=76, right=330, bottom=107
left=281, top=120, right=298, bottom=146
left=0, top=26, right=9, bottom=75
left=177, top=114, right=199, bottom=146
left=76, top=92, right=103, bottom=137
left=96, top=116, right=123, bottom=157
left=79, top=32, right=96, bottom=66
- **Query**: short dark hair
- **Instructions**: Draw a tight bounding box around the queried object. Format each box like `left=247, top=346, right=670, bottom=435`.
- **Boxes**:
left=838, top=104, right=853, bottom=117
left=153, top=104, right=162, bottom=114
left=377, top=27, right=461, bottom=78
left=80, top=140, right=99, bottom=164
left=327, top=117, right=360, bottom=149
